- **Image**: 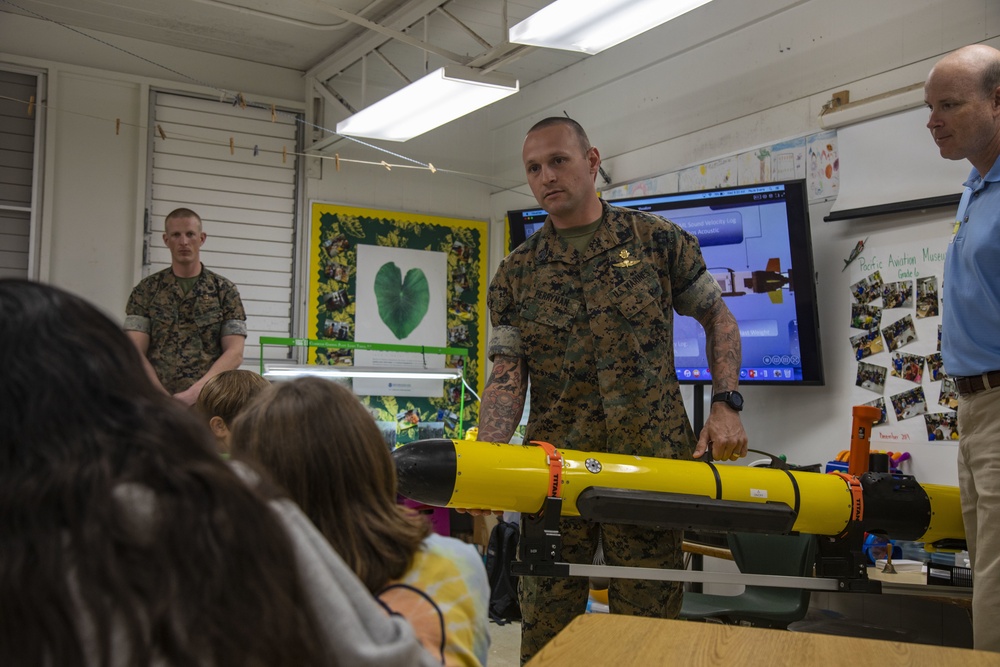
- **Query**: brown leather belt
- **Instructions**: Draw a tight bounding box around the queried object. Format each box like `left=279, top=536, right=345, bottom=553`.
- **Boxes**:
left=954, top=370, right=1000, bottom=397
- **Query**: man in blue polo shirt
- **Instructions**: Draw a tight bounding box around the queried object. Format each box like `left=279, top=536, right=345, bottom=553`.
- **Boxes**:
left=925, top=44, right=1000, bottom=652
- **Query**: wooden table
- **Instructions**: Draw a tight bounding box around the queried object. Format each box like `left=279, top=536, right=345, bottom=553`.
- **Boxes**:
left=867, top=565, right=972, bottom=608
left=525, top=614, right=1000, bottom=666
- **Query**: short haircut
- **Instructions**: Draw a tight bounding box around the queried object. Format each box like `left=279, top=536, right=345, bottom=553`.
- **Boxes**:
left=164, top=207, right=203, bottom=229
left=527, top=116, right=592, bottom=153
left=197, top=370, right=270, bottom=426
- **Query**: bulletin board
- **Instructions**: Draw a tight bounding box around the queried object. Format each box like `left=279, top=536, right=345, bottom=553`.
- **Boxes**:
left=308, top=202, right=488, bottom=443
left=843, top=215, right=957, bottom=447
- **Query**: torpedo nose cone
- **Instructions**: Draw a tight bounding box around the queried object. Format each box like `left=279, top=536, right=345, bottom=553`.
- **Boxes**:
left=392, top=438, right=457, bottom=507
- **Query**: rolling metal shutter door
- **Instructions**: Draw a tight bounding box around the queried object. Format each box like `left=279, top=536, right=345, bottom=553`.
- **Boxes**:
left=148, top=91, right=301, bottom=368
left=0, top=70, right=38, bottom=279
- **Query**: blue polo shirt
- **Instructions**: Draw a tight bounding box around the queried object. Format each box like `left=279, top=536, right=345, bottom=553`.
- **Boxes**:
left=942, top=158, right=1000, bottom=377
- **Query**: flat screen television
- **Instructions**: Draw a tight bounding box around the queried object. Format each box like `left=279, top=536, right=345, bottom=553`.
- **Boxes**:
left=505, top=179, right=824, bottom=385
left=506, top=206, right=549, bottom=251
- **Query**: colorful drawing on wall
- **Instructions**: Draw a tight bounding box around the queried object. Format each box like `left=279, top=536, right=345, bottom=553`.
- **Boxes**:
left=806, top=130, right=839, bottom=200
left=309, top=202, right=487, bottom=440
left=601, top=173, right=679, bottom=200
left=736, top=137, right=806, bottom=187
left=678, top=155, right=737, bottom=191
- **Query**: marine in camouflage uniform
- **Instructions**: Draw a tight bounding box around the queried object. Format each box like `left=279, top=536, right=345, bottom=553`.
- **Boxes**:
left=487, top=200, right=724, bottom=662
left=124, top=266, right=247, bottom=395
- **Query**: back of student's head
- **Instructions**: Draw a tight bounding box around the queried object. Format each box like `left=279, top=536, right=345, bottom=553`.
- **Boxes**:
left=197, top=369, right=270, bottom=452
left=231, top=377, right=429, bottom=593
left=0, top=279, right=324, bottom=667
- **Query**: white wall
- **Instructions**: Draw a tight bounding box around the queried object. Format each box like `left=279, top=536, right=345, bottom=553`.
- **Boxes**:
left=485, top=0, right=1000, bottom=485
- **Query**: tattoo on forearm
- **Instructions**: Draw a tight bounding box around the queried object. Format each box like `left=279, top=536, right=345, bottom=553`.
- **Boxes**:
left=701, top=301, right=742, bottom=392
left=478, top=355, right=527, bottom=442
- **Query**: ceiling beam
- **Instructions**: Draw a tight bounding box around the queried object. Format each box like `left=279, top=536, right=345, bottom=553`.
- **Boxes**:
left=306, top=0, right=459, bottom=82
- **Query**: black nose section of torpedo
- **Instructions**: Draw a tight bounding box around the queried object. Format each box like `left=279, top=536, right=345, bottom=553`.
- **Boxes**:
left=391, top=439, right=456, bottom=507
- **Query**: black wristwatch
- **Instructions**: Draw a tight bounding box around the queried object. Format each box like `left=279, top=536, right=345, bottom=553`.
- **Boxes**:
left=711, top=390, right=744, bottom=412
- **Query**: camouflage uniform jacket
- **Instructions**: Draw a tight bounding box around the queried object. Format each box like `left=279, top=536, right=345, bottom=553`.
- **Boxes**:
left=124, top=265, right=247, bottom=394
left=487, top=201, right=722, bottom=459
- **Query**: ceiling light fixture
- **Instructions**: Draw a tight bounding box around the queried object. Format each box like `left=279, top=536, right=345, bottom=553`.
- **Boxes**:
left=335, top=66, right=519, bottom=142
left=509, top=0, right=715, bottom=55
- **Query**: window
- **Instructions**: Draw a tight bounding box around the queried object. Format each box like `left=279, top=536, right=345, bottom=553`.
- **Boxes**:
left=146, top=91, right=302, bottom=367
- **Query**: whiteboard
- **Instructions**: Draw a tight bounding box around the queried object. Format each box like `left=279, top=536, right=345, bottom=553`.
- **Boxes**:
left=829, top=107, right=970, bottom=216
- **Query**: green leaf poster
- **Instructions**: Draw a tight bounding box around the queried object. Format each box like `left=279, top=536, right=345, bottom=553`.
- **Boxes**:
left=309, top=202, right=487, bottom=442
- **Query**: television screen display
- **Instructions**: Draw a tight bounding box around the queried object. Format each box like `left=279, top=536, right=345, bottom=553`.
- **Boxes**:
left=506, top=206, right=548, bottom=252
left=506, top=179, right=824, bottom=385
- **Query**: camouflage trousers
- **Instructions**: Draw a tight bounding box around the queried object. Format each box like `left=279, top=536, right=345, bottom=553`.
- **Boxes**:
left=518, top=517, right=684, bottom=664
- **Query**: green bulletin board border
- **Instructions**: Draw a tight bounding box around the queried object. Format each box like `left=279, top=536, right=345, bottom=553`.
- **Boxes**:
left=308, top=201, right=488, bottom=442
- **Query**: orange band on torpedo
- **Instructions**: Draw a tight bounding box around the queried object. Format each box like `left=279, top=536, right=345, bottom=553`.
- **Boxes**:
left=531, top=440, right=563, bottom=498
left=830, top=471, right=864, bottom=531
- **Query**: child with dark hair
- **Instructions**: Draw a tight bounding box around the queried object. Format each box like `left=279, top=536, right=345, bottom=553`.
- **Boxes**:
left=0, top=279, right=436, bottom=667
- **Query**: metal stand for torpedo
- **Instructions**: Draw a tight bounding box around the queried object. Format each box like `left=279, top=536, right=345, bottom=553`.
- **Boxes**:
left=509, top=386, right=885, bottom=594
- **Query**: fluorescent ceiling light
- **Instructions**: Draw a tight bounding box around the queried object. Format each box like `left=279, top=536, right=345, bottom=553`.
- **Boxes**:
left=264, top=364, right=463, bottom=381
left=509, top=0, right=715, bottom=55
left=336, top=66, right=519, bottom=142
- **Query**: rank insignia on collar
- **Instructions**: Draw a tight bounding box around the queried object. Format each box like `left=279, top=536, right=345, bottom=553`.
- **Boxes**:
left=612, top=249, right=639, bottom=268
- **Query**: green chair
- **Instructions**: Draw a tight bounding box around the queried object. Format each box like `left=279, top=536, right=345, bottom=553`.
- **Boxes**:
left=681, top=532, right=817, bottom=629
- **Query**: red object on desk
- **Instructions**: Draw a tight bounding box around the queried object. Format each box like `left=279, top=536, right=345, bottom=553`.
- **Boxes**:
left=848, top=405, right=883, bottom=477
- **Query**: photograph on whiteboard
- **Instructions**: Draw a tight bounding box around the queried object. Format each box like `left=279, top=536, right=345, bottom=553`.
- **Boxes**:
left=882, top=280, right=914, bottom=309
left=916, top=276, right=939, bottom=318
left=939, top=378, right=958, bottom=409
left=890, top=386, right=927, bottom=422
left=850, top=303, right=881, bottom=331
left=924, top=412, right=959, bottom=442
left=856, top=361, right=887, bottom=394
left=850, top=271, right=883, bottom=305
left=890, top=351, right=924, bottom=383
left=862, top=397, right=888, bottom=426
left=926, top=352, right=946, bottom=381
left=937, top=324, right=942, bottom=351
left=882, top=314, right=917, bottom=352
left=850, top=330, right=885, bottom=361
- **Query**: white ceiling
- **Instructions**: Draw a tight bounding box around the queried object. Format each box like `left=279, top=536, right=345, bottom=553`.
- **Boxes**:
left=0, top=0, right=590, bottom=106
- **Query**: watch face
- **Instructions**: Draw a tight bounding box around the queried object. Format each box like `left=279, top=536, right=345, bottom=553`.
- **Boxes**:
left=714, top=391, right=743, bottom=410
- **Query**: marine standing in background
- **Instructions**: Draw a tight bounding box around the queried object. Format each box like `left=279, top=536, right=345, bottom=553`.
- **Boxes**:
left=125, top=207, right=247, bottom=406
left=480, top=117, right=748, bottom=663
left=925, top=44, right=1000, bottom=652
